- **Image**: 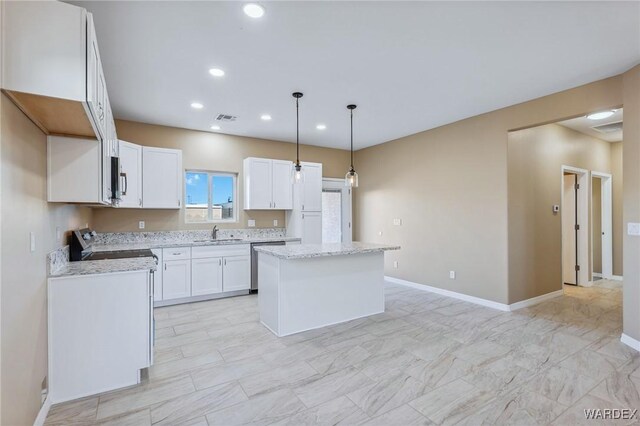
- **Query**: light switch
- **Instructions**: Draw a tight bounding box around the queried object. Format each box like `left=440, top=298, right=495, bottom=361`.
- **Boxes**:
left=139, top=221, right=145, bottom=229
left=449, top=270, right=456, bottom=279
left=628, top=222, right=640, bottom=236
left=393, top=218, right=402, bottom=226
left=273, top=219, right=278, bottom=227
left=56, top=226, right=61, bottom=243
left=248, top=220, right=256, bottom=228
left=30, top=232, right=36, bottom=252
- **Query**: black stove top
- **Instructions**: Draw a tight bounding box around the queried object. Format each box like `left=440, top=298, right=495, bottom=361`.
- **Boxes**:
left=83, top=249, right=154, bottom=261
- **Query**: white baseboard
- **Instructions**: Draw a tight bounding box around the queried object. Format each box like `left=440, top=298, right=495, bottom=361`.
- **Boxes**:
left=385, top=276, right=563, bottom=312
left=621, top=333, right=640, bottom=352
left=33, top=396, right=51, bottom=426
left=592, top=272, right=603, bottom=278
left=385, top=276, right=510, bottom=311
left=611, top=275, right=623, bottom=281
left=508, top=290, right=564, bottom=310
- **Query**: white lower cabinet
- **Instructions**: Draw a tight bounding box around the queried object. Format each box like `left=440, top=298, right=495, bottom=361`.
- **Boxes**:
left=302, top=211, right=323, bottom=244
left=158, top=244, right=251, bottom=306
left=48, top=270, right=152, bottom=403
left=191, top=257, right=223, bottom=296
left=222, top=255, right=251, bottom=292
left=162, top=259, right=191, bottom=300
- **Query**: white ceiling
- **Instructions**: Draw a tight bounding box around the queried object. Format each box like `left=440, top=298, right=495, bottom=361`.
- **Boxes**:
left=558, top=108, right=623, bottom=142
left=70, top=1, right=640, bottom=150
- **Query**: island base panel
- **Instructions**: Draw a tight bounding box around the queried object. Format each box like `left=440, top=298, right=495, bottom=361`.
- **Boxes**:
left=258, top=252, right=385, bottom=337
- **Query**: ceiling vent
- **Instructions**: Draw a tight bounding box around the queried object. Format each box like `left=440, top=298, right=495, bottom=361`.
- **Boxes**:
left=215, top=114, right=237, bottom=122
left=592, top=121, right=623, bottom=134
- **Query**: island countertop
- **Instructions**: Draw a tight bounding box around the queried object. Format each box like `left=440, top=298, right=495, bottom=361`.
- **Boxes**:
left=254, top=242, right=400, bottom=260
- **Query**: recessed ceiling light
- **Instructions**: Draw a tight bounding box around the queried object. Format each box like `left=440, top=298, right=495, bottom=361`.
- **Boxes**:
left=316, top=124, right=327, bottom=130
left=261, top=114, right=272, bottom=121
left=243, top=3, right=265, bottom=18
left=587, top=110, right=615, bottom=120
left=209, top=68, right=225, bottom=77
left=191, top=102, right=204, bottom=109
left=210, top=125, right=221, bottom=130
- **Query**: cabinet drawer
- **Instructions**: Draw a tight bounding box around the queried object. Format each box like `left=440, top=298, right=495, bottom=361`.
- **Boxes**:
left=162, top=247, right=191, bottom=261
left=192, top=244, right=250, bottom=259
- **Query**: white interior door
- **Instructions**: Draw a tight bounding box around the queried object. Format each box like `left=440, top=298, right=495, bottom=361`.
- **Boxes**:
left=563, top=174, right=577, bottom=285
left=593, top=172, right=613, bottom=279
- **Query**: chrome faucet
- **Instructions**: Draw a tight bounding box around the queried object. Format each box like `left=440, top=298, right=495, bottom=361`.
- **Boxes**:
left=211, top=225, right=219, bottom=240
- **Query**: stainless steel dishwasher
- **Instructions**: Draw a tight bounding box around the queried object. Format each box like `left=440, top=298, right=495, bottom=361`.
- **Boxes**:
left=251, top=241, right=286, bottom=292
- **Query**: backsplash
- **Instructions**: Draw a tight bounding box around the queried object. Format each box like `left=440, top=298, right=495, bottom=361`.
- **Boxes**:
left=47, top=245, right=69, bottom=275
left=94, top=228, right=287, bottom=245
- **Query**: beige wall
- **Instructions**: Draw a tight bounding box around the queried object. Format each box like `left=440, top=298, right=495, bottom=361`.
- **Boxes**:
left=508, top=124, right=615, bottom=301
left=0, top=94, right=93, bottom=425
left=92, top=120, right=350, bottom=232
left=623, top=65, right=640, bottom=342
left=593, top=177, right=602, bottom=274
left=611, top=141, right=623, bottom=276
left=354, top=75, right=623, bottom=305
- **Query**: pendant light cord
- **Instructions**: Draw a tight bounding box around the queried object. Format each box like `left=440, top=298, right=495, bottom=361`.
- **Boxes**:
left=296, top=97, right=300, bottom=165
left=350, top=108, right=354, bottom=169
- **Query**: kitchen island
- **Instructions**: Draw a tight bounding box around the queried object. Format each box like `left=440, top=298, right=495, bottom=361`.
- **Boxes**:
left=255, top=242, right=400, bottom=337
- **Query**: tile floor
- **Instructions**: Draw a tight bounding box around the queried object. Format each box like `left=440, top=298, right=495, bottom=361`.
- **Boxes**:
left=45, top=279, right=639, bottom=425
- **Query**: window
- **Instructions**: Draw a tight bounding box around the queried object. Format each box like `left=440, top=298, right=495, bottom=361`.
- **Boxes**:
left=185, top=171, right=237, bottom=223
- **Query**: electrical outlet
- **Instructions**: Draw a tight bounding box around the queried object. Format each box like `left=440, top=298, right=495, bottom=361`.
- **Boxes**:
left=56, top=226, right=61, bottom=243
left=393, top=218, right=402, bottom=226
left=273, top=219, right=278, bottom=227
left=393, top=261, right=398, bottom=268
left=138, top=221, right=145, bottom=229
left=628, top=222, right=640, bottom=236
left=449, top=270, right=456, bottom=279
left=248, top=219, right=256, bottom=228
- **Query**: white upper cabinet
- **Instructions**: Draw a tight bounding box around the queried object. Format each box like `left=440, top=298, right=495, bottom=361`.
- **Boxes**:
left=297, top=162, right=323, bottom=212
left=301, top=211, right=323, bottom=244
left=243, top=158, right=272, bottom=209
left=142, top=147, right=183, bottom=209
left=2, top=2, right=113, bottom=141
left=119, top=141, right=143, bottom=208
left=272, top=160, right=294, bottom=210
left=243, top=157, right=293, bottom=210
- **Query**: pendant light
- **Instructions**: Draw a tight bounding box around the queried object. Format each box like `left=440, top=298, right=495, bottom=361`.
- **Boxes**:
left=345, top=104, right=358, bottom=187
left=292, top=92, right=304, bottom=183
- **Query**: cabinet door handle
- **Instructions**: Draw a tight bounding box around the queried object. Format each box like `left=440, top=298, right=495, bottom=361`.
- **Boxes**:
left=219, top=259, right=222, bottom=266
left=178, top=199, right=181, bottom=207
left=164, top=263, right=167, bottom=271
left=302, top=204, right=305, bottom=211
left=273, top=202, right=276, bottom=208
left=120, top=172, right=128, bottom=195
left=139, top=198, right=142, bottom=207
left=224, top=258, right=227, bottom=265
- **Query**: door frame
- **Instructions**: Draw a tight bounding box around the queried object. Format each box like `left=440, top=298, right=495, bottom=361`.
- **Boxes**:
left=561, top=165, right=589, bottom=286
left=591, top=171, right=613, bottom=280
left=322, top=178, right=353, bottom=242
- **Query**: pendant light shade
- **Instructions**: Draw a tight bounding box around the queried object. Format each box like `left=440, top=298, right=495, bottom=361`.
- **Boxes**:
left=292, top=92, right=304, bottom=183
left=345, top=104, right=359, bottom=188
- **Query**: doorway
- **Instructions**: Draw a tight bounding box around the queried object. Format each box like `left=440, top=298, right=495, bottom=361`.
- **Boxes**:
left=591, top=172, right=613, bottom=280
left=321, top=178, right=352, bottom=243
left=561, top=166, right=589, bottom=286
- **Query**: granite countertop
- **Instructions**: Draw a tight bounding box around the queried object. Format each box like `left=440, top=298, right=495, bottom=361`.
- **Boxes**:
left=91, top=236, right=301, bottom=252
left=254, top=242, right=400, bottom=260
left=49, top=257, right=157, bottom=278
